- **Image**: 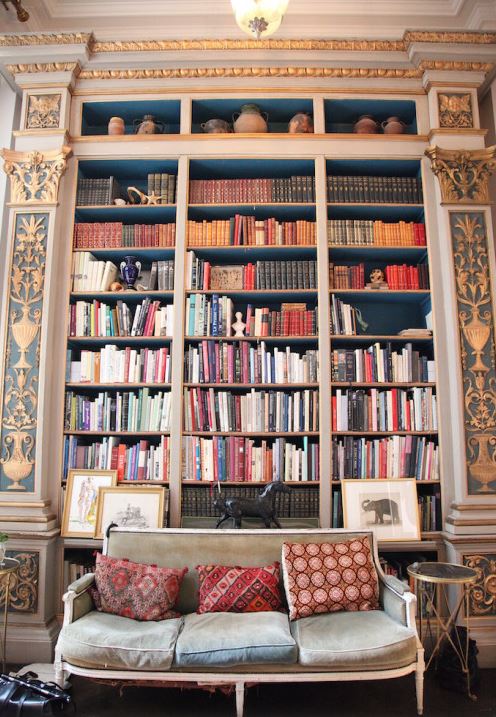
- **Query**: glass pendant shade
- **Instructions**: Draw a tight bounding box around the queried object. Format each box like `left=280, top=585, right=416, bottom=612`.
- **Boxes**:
left=231, top=0, right=290, bottom=39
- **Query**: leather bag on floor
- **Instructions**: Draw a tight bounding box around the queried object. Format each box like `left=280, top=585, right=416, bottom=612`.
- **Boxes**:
left=0, top=672, right=72, bottom=716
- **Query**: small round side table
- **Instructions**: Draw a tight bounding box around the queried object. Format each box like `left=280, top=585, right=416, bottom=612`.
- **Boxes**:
left=0, top=558, right=20, bottom=672
left=407, top=561, right=478, bottom=700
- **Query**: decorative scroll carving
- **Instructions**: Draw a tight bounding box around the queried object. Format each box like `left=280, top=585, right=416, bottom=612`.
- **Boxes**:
left=438, top=93, right=474, bottom=129
left=450, top=213, right=496, bottom=494
left=425, top=146, right=496, bottom=204
left=26, top=94, right=61, bottom=130
left=1, top=147, right=71, bottom=205
left=0, top=551, right=39, bottom=613
left=79, top=66, right=423, bottom=81
left=0, top=214, right=48, bottom=492
left=464, top=554, right=496, bottom=617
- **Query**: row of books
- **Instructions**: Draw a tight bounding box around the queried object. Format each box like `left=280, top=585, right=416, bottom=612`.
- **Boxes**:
left=187, top=217, right=316, bottom=246
left=146, top=173, right=177, bottom=204
left=188, top=256, right=318, bottom=291
left=418, top=493, right=442, bottom=532
left=331, top=435, right=439, bottom=481
left=183, top=388, right=319, bottom=433
left=64, top=389, right=172, bottom=432
left=330, top=296, right=361, bottom=335
left=189, top=176, right=316, bottom=204
left=181, top=482, right=320, bottom=518
left=67, top=346, right=171, bottom=385
left=138, top=260, right=175, bottom=291
left=326, top=175, right=422, bottom=204
left=329, top=262, right=429, bottom=290
left=182, top=436, right=320, bottom=483
left=185, top=295, right=318, bottom=337
left=63, top=557, right=95, bottom=588
left=76, top=176, right=124, bottom=206
left=332, top=387, right=438, bottom=432
left=62, top=435, right=170, bottom=482
left=72, top=252, right=118, bottom=292
left=183, top=342, right=319, bottom=384
left=69, top=300, right=174, bottom=338
left=73, top=222, right=176, bottom=248
left=331, top=344, right=436, bottom=383
left=327, top=220, right=426, bottom=247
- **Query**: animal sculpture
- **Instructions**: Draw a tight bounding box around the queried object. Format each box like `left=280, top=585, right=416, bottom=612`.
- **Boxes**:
left=214, top=481, right=291, bottom=529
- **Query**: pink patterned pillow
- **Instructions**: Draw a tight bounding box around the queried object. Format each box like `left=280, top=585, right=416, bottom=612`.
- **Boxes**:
left=196, top=563, right=282, bottom=613
left=282, top=537, right=379, bottom=620
left=93, top=553, right=187, bottom=621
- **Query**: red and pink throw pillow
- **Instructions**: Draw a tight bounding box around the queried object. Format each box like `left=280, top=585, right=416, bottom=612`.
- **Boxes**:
left=196, top=562, right=282, bottom=614
left=281, top=537, right=379, bottom=620
left=93, top=553, right=187, bottom=621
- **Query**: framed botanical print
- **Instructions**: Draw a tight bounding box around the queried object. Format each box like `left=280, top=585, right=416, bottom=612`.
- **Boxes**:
left=94, top=486, right=165, bottom=539
left=61, top=469, right=117, bottom=538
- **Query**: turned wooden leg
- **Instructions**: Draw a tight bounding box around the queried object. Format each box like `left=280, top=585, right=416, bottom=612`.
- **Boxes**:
left=235, top=682, right=245, bottom=717
left=415, top=662, right=425, bottom=715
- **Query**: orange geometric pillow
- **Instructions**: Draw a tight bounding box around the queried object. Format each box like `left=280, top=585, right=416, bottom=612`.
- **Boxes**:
left=281, top=537, right=379, bottom=620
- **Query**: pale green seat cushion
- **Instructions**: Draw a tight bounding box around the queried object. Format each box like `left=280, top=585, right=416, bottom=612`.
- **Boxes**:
left=292, top=610, right=417, bottom=671
left=174, top=612, right=297, bottom=668
left=57, top=611, right=183, bottom=671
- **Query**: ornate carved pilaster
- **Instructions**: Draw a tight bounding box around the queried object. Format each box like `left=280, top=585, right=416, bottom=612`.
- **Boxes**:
left=425, top=145, right=496, bottom=204
left=2, top=147, right=71, bottom=205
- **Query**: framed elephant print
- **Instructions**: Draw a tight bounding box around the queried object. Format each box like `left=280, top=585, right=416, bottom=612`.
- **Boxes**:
left=341, top=479, right=420, bottom=541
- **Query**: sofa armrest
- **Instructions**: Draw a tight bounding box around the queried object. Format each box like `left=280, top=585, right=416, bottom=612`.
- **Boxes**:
left=62, top=573, right=95, bottom=626
left=380, top=575, right=417, bottom=629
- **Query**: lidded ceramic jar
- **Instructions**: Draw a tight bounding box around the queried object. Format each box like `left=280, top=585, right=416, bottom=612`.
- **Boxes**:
left=288, top=112, right=314, bottom=134
left=353, top=114, right=380, bottom=134
left=108, top=116, right=125, bottom=135
left=381, top=116, right=407, bottom=134
left=133, top=115, right=165, bottom=134
left=233, top=104, right=268, bottom=133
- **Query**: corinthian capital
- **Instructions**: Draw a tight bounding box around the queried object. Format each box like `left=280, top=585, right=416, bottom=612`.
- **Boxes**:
left=425, top=145, right=496, bottom=204
left=1, top=146, right=72, bottom=206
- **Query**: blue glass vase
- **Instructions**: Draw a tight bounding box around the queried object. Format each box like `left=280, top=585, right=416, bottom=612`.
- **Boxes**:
left=120, top=256, right=141, bottom=290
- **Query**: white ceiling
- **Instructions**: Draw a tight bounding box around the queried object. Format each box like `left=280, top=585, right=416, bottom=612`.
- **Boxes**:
left=1, top=0, right=495, bottom=40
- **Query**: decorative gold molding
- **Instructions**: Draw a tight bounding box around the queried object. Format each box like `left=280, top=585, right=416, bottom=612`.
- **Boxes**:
left=0, top=32, right=92, bottom=47
left=425, top=146, right=496, bottom=204
left=6, top=62, right=80, bottom=76
left=78, top=66, right=423, bottom=81
left=419, top=61, right=494, bottom=73
left=1, top=147, right=71, bottom=205
left=4, top=550, right=39, bottom=613
left=438, top=92, right=474, bottom=129
left=451, top=503, right=496, bottom=511
left=404, top=31, right=496, bottom=44
left=93, top=38, right=406, bottom=53
left=26, top=94, right=61, bottom=130
left=463, top=554, right=496, bottom=617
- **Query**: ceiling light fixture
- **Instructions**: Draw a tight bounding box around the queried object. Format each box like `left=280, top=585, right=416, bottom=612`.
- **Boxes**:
left=2, top=0, right=29, bottom=22
left=231, top=0, right=289, bottom=40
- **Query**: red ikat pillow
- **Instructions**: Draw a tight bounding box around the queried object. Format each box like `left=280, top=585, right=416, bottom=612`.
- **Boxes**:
left=93, top=553, right=187, bottom=621
left=196, top=562, right=283, bottom=613
left=281, top=537, right=379, bottom=620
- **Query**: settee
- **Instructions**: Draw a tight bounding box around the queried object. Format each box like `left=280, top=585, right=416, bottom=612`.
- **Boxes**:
left=55, top=527, right=425, bottom=716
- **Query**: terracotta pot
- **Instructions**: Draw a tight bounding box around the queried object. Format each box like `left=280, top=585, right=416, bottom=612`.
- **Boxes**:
left=288, top=112, right=314, bottom=134
left=108, top=116, right=125, bottom=135
left=353, top=114, right=380, bottom=134
left=233, top=104, right=268, bottom=133
left=201, top=119, right=233, bottom=134
left=381, top=116, right=407, bottom=134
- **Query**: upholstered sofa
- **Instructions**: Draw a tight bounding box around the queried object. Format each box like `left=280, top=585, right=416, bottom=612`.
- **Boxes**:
left=55, top=527, right=425, bottom=716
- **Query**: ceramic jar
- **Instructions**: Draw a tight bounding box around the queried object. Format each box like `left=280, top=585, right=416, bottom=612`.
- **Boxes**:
left=108, top=116, right=125, bottom=135
left=381, top=116, right=407, bottom=134
left=133, top=115, right=165, bottom=134
left=353, top=114, right=380, bottom=134
left=201, top=119, right=233, bottom=134
left=233, top=104, right=268, bottom=133
left=120, top=256, right=142, bottom=290
left=288, top=112, right=314, bottom=134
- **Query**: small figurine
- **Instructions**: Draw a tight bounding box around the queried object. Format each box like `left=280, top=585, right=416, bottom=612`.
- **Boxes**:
left=366, top=268, right=388, bottom=290
left=232, top=311, right=246, bottom=337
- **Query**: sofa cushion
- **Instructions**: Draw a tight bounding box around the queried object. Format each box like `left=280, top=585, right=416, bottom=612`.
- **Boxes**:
left=292, top=610, right=417, bottom=671
left=196, top=563, right=282, bottom=613
left=174, top=612, right=297, bottom=668
left=57, top=611, right=183, bottom=670
left=94, top=553, right=187, bottom=621
left=282, top=537, right=379, bottom=620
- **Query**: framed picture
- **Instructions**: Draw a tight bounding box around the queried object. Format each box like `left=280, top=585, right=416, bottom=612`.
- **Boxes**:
left=61, top=469, right=117, bottom=538
left=94, top=486, right=165, bottom=539
left=341, top=479, right=421, bottom=541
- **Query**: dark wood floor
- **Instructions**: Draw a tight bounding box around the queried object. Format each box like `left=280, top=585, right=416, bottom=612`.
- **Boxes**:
left=64, top=669, right=496, bottom=716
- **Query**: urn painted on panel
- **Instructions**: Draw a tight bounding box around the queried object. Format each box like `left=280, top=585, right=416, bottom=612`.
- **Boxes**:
left=233, top=104, right=268, bottom=133
left=288, top=112, right=314, bottom=134
left=120, top=256, right=142, bottom=290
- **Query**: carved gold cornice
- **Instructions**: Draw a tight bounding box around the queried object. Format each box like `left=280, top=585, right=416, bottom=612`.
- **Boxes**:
left=92, top=38, right=406, bottom=52
left=6, top=62, right=80, bottom=76
left=404, top=31, right=496, bottom=44
left=425, top=145, right=496, bottom=204
left=1, top=147, right=72, bottom=205
left=0, top=32, right=93, bottom=47
left=420, top=61, right=494, bottom=73
left=78, top=66, right=423, bottom=81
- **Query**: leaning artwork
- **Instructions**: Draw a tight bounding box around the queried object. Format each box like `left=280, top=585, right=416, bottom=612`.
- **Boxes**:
left=61, top=470, right=117, bottom=538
